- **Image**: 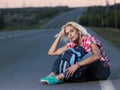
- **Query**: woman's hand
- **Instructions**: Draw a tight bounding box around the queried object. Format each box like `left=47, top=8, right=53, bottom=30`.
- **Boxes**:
left=65, top=64, right=79, bottom=78
left=54, top=29, right=65, bottom=38
left=58, top=28, right=65, bottom=38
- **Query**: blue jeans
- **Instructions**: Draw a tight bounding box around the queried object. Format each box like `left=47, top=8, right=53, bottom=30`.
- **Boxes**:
left=51, top=53, right=110, bottom=82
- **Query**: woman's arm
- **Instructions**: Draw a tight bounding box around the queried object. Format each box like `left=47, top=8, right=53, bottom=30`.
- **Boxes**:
left=78, top=43, right=101, bottom=66
left=48, top=35, right=68, bottom=56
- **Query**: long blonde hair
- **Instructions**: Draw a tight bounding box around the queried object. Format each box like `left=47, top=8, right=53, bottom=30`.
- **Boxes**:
left=55, top=21, right=90, bottom=43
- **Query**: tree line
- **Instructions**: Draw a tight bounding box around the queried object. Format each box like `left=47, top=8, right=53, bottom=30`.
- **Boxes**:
left=79, top=3, right=120, bottom=29
left=0, top=6, right=73, bottom=31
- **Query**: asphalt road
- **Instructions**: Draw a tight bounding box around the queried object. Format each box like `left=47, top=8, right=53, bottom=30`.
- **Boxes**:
left=0, top=8, right=120, bottom=90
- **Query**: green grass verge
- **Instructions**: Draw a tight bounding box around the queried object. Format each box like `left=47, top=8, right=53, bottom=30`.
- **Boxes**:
left=0, top=16, right=56, bottom=32
left=91, top=27, right=120, bottom=49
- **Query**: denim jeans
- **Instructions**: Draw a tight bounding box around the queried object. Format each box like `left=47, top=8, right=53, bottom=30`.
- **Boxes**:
left=51, top=53, right=110, bottom=82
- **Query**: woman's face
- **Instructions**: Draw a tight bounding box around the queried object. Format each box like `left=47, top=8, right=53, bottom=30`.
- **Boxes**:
left=64, top=25, right=79, bottom=42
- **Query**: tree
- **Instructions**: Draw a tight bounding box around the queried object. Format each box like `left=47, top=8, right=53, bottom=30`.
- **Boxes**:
left=0, top=14, right=5, bottom=30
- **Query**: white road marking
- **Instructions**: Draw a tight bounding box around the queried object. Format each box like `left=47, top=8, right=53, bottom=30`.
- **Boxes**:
left=99, top=80, right=116, bottom=90
left=0, top=30, right=44, bottom=40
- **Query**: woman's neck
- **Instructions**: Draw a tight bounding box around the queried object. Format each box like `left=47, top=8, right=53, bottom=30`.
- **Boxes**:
left=73, top=37, right=81, bottom=45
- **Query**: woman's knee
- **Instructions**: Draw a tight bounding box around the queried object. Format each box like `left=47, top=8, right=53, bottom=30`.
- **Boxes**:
left=94, top=68, right=110, bottom=80
left=87, top=60, right=110, bottom=80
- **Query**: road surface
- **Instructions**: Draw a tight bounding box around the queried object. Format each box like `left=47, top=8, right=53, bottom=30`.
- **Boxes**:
left=0, top=8, right=120, bottom=90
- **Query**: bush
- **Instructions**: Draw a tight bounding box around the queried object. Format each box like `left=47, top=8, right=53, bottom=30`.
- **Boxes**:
left=0, top=14, right=5, bottom=30
left=79, top=4, right=120, bottom=29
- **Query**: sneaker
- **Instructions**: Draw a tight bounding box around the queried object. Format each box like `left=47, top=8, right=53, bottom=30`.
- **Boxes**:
left=40, top=76, right=52, bottom=84
left=40, top=75, right=56, bottom=84
left=45, top=76, right=64, bottom=85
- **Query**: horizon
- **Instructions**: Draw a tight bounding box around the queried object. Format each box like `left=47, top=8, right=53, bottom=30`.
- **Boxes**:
left=0, top=0, right=120, bottom=9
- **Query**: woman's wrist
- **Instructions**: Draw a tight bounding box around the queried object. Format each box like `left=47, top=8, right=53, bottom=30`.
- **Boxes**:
left=57, top=35, right=62, bottom=39
left=75, top=62, right=81, bottom=68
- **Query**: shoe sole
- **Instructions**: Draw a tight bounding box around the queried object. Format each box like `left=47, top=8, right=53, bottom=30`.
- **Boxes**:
left=40, top=76, right=59, bottom=85
left=41, top=79, right=55, bottom=85
left=41, top=80, right=48, bottom=84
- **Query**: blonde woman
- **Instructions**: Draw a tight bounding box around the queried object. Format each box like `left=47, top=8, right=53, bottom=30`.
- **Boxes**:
left=40, top=21, right=110, bottom=85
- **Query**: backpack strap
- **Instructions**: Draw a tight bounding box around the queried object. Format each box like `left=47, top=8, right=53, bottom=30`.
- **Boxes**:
left=59, top=60, right=68, bottom=73
left=63, top=61, right=67, bottom=73
left=69, top=48, right=81, bottom=62
left=69, top=54, right=75, bottom=66
left=59, top=60, right=63, bottom=74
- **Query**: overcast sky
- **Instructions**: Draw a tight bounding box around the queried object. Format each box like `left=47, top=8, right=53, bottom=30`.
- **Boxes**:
left=0, top=0, right=120, bottom=8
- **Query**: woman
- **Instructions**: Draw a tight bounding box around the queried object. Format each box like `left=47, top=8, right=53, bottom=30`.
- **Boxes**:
left=40, top=21, right=110, bottom=85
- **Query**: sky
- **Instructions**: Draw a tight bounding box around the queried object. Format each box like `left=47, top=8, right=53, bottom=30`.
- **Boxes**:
left=0, top=0, right=120, bottom=8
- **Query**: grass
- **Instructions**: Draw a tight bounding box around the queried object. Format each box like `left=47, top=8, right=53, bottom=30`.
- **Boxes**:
left=91, top=27, right=120, bottom=49
left=0, top=15, right=56, bottom=32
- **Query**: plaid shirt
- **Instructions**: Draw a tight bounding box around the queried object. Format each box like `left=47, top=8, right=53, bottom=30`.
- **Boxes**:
left=67, top=35, right=110, bottom=67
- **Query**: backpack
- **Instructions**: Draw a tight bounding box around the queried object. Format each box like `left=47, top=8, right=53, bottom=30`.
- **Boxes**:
left=59, top=45, right=87, bottom=74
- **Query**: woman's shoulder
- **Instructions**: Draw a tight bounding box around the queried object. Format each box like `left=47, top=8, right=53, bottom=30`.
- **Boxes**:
left=81, top=35, right=92, bottom=41
left=82, top=35, right=99, bottom=41
left=82, top=35, right=101, bottom=45
left=82, top=35, right=95, bottom=38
